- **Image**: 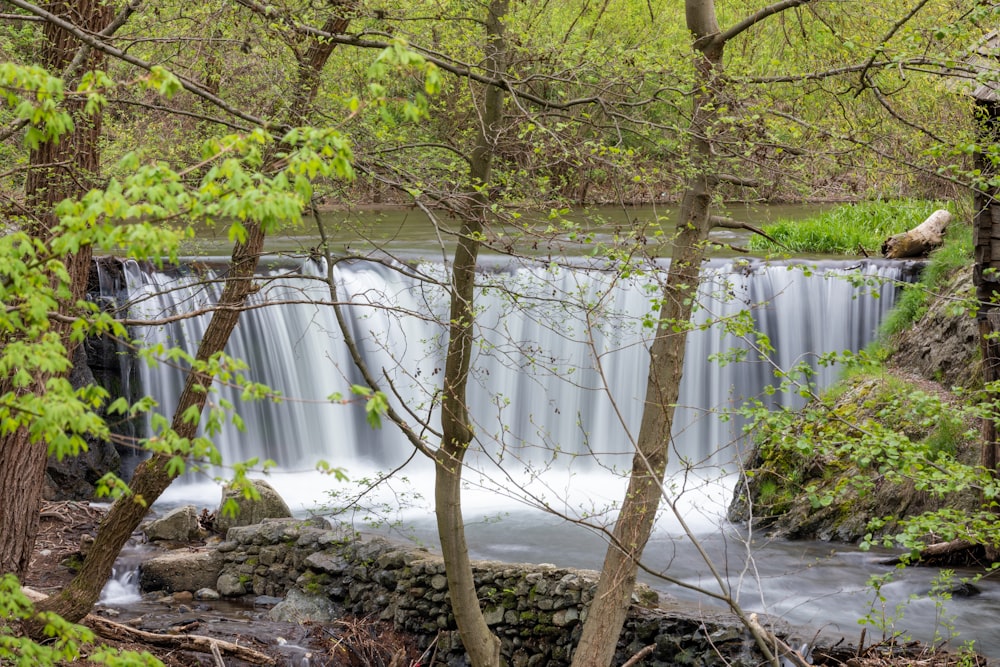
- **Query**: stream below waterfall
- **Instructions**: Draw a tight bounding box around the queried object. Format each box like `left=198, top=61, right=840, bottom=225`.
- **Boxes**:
left=102, top=204, right=1000, bottom=660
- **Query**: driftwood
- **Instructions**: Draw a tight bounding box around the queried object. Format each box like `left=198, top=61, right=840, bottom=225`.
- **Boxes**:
left=85, top=614, right=276, bottom=665
left=879, top=539, right=980, bottom=567
left=21, top=588, right=274, bottom=665
left=621, top=643, right=656, bottom=667
left=709, top=215, right=788, bottom=250
left=881, top=209, right=951, bottom=259
left=747, top=613, right=812, bottom=667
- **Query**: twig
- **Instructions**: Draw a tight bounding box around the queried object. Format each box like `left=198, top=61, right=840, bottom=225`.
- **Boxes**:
left=747, top=613, right=811, bottom=667
left=621, top=643, right=656, bottom=667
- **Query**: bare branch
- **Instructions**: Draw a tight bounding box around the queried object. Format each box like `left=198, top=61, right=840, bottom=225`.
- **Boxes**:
left=856, top=0, right=933, bottom=92
left=718, top=0, right=814, bottom=45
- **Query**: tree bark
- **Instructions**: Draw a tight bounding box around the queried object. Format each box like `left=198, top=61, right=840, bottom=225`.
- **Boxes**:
left=972, top=98, right=1000, bottom=560
left=35, top=5, right=352, bottom=625
left=434, top=2, right=507, bottom=666
left=570, top=4, right=724, bottom=665
left=881, top=209, right=951, bottom=258
left=0, top=0, right=113, bottom=580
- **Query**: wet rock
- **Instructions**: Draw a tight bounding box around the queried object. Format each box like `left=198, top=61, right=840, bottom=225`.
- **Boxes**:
left=144, top=505, right=205, bottom=542
left=195, top=588, right=221, bottom=600
left=268, top=588, right=340, bottom=623
left=140, top=549, right=223, bottom=594
left=44, top=345, right=121, bottom=501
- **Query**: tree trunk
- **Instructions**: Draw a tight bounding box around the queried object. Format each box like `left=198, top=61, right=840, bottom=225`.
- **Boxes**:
left=36, top=5, right=352, bottom=624
left=973, top=98, right=1000, bottom=560
left=0, top=0, right=113, bottom=579
left=881, top=209, right=951, bottom=258
left=435, top=2, right=506, bottom=666
left=570, top=3, right=724, bottom=665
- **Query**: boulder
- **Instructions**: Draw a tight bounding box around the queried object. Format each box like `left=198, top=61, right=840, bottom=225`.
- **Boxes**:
left=216, top=480, right=293, bottom=534
left=139, top=549, right=223, bottom=594
left=268, top=588, right=341, bottom=623
left=144, top=505, right=205, bottom=542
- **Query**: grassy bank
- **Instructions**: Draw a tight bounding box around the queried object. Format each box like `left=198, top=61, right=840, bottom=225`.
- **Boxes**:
left=747, top=200, right=955, bottom=256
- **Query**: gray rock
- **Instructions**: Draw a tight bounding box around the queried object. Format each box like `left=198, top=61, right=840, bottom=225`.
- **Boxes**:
left=268, top=588, right=340, bottom=623
left=139, top=549, right=222, bottom=593
left=195, top=588, right=220, bottom=600
left=216, top=480, right=293, bottom=535
left=216, top=572, right=247, bottom=597
left=144, top=505, right=205, bottom=542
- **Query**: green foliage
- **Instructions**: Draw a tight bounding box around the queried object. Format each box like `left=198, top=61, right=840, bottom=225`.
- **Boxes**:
left=878, top=224, right=973, bottom=339
left=747, top=200, right=954, bottom=256
left=743, top=359, right=1000, bottom=557
left=0, top=574, right=162, bottom=667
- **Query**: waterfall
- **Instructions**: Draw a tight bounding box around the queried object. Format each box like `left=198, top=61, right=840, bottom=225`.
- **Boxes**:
left=120, top=256, right=912, bottom=497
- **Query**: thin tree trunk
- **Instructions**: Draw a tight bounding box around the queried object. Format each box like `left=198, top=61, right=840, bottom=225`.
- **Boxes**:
left=39, top=223, right=264, bottom=624
left=36, top=5, right=352, bottom=624
left=0, top=0, right=113, bottom=579
left=570, top=3, right=724, bottom=664
left=435, top=2, right=507, bottom=666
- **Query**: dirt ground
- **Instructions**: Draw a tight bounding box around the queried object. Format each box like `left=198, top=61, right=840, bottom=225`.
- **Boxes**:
left=22, top=501, right=991, bottom=667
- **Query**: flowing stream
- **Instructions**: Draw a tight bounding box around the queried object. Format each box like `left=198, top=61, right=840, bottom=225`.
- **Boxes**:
left=110, top=233, right=1000, bottom=659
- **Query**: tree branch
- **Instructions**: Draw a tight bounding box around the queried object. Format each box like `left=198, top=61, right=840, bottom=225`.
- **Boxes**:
left=856, top=0, right=933, bottom=92
left=718, top=0, right=814, bottom=45
left=5, top=0, right=279, bottom=131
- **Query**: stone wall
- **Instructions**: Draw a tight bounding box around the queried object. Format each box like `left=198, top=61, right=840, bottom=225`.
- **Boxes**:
left=207, top=518, right=769, bottom=667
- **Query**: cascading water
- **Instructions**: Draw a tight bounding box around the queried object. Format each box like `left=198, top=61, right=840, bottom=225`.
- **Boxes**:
left=119, top=255, right=910, bottom=512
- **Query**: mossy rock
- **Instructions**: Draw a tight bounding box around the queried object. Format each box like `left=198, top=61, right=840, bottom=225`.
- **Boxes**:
left=730, top=372, right=980, bottom=543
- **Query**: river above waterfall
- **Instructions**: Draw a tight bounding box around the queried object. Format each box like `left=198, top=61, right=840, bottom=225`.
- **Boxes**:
left=179, top=202, right=835, bottom=259
left=119, top=204, right=1000, bottom=660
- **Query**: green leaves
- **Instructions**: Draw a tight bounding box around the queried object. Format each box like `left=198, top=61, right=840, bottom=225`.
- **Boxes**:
left=328, top=385, right=389, bottom=429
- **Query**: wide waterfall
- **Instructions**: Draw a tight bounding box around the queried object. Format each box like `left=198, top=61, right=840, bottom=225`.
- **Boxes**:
left=121, top=256, right=913, bottom=504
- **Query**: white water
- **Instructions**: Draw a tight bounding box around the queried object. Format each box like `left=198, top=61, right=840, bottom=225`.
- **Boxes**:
left=116, top=255, right=1000, bottom=657
left=98, top=564, right=142, bottom=606
left=125, top=257, right=903, bottom=483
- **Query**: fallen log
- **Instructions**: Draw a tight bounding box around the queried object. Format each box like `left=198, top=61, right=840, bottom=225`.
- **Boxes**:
left=881, top=209, right=951, bottom=259
left=20, top=589, right=274, bottom=666
left=85, top=614, right=276, bottom=666
left=709, top=215, right=788, bottom=250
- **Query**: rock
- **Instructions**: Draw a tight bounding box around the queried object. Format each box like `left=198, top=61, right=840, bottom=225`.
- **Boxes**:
left=195, top=588, right=220, bottom=600
left=139, top=549, right=223, bottom=594
left=216, top=572, right=247, bottom=597
left=216, top=480, right=293, bottom=535
left=891, top=266, right=979, bottom=390
left=144, top=505, right=205, bottom=542
left=44, top=344, right=122, bottom=501
left=268, top=588, right=340, bottom=623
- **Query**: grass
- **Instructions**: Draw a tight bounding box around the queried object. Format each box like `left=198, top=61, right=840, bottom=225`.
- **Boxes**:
left=748, top=199, right=955, bottom=256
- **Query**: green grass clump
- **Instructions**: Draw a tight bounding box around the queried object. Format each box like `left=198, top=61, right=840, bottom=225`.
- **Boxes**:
left=748, top=200, right=953, bottom=256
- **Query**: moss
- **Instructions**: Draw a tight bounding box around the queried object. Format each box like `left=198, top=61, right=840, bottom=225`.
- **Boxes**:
left=299, top=570, right=331, bottom=595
